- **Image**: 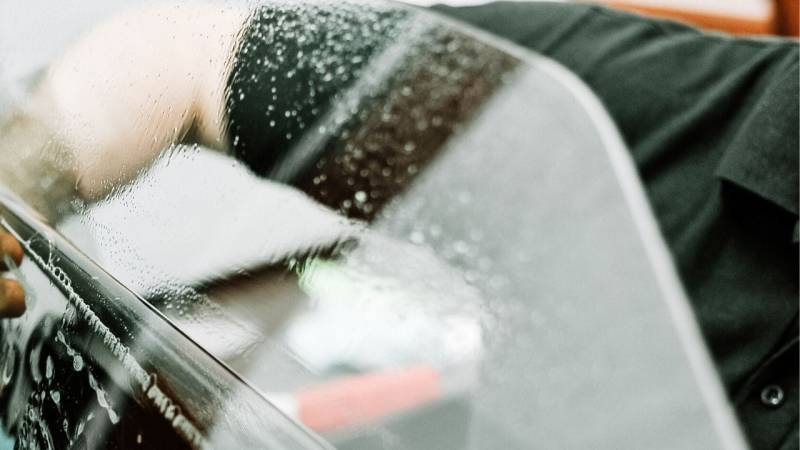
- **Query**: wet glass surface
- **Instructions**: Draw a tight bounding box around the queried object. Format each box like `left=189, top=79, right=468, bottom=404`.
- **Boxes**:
left=0, top=1, right=745, bottom=449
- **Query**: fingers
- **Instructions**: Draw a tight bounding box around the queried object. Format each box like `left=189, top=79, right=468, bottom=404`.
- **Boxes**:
left=0, top=230, right=25, bottom=318
left=0, top=231, right=23, bottom=270
left=0, top=279, right=25, bottom=318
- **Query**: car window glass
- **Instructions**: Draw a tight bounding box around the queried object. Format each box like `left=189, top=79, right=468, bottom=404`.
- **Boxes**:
left=0, top=1, right=744, bottom=449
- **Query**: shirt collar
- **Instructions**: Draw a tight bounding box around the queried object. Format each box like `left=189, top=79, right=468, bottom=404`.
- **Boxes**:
left=714, top=63, right=798, bottom=222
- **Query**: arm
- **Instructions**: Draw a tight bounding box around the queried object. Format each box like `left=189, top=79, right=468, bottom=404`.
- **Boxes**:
left=0, top=3, right=248, bottom=316
left=2, top=3, right=247, bottom=203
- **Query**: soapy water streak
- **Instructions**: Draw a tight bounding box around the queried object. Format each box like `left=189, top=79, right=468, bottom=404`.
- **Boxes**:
left=1, top=218, right=206, bottom=448
left=55, top=330, right=85, bottom=372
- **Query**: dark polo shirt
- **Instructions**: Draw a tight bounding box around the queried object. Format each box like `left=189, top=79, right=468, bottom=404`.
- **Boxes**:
left=227, top=3, right=799, bottom=448
left=432, top=4, right=798, bottom=448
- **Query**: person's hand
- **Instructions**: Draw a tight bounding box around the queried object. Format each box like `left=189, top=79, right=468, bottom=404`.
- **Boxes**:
left=0, top=229, right=24, bottom=318
left=23, top=3, right=245, bottom=200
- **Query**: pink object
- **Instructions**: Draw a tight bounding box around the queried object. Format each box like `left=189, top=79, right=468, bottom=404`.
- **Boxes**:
left=296, top=365, right=442, bottom=432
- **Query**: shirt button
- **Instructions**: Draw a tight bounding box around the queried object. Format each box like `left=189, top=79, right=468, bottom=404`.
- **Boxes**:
left=760, top=385, right=784, bottom=408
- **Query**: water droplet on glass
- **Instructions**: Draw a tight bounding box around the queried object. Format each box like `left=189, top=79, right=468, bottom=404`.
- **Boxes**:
left=45, top=356, right=53, bottom=379
left=49, top=390, right=60, bottom=408
left=72, top=355, right=84, bottom=372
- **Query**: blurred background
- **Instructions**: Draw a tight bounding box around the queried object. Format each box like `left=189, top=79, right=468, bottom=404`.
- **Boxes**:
left=592, top=0, right=798, bottom=36
left=405, top=0, right=800, bottom=37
